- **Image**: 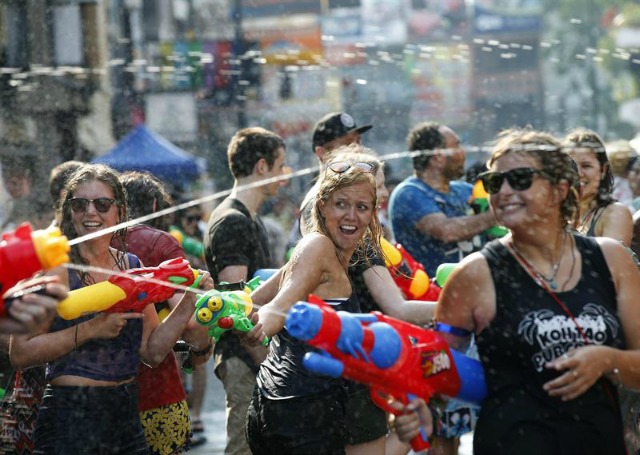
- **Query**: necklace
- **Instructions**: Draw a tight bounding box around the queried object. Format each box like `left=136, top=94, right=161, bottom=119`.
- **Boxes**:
left=578, top=205, right=598, bottom=234
left=508, top=231, right=566, bottom=290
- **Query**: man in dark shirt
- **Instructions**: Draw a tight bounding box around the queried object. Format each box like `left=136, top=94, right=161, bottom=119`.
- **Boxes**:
left=204, top=127, right=286, bottom=455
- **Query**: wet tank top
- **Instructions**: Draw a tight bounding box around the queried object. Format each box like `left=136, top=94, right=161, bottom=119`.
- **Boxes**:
left=474, top=234, right=625, bottom=453
left=46, top=254, right=144, bottom=382
left=257, top=293, right=360, bottom=400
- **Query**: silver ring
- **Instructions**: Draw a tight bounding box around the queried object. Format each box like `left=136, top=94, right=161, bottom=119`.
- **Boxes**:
left=572, top=370, right=578, bottom=377
left=562, top=353, right=569, bottom=360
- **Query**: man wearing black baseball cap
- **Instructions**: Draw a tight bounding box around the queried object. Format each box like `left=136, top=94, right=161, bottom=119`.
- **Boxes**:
left=311, top=112, right=372, bottom=162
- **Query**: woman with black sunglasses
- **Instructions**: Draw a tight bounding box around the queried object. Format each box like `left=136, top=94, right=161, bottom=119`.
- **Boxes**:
left=393, top=129, right=640, bottom=455
left=8, top=163, right=213, bottom=454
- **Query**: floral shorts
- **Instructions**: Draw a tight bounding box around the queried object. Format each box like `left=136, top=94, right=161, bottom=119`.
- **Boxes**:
left=140, top=399, right=191, bottom=455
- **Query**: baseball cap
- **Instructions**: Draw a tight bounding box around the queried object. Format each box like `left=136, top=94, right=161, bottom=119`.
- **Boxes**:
left=312, top=112, right=373, bottom=151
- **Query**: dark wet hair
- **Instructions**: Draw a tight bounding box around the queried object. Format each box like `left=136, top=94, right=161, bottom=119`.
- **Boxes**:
left=564, top=127, right=614, bottom=208
left=489, top=128, right=579, bottom=228
left=406, top=121, right=445, bottom=171
left=49, top=160, right=85, bottom=208
left=120, top=171, right=172, bottom=231
left=59, top=164, right=128, bottom=285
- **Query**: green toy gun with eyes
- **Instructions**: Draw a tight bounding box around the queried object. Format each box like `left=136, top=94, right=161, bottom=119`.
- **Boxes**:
left=194, top=277, right=268, bottom=346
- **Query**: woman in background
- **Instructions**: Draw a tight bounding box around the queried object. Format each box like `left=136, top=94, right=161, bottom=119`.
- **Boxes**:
left=565, top=128, right=633, bottom=245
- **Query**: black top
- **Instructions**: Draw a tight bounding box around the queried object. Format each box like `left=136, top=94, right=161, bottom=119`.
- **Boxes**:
left=257, top=294, right=360, bottom=400
left=348, top=245, right=385, bottom=314
left=474, top=234, right=625, bottom=454
left=204, top=197, right=274, bottom=375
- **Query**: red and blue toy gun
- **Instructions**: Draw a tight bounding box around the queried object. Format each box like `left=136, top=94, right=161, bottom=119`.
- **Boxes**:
left=0, top=223, right=70, bottom=318
left=57, top=257, right=200, bottom=320
left=380, top=237, right=442, bottom=301
left=286, top=295, right=487, bottom=451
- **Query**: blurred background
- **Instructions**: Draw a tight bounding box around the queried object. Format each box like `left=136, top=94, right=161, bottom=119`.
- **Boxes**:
left=1, top=0, right=640, bottom=221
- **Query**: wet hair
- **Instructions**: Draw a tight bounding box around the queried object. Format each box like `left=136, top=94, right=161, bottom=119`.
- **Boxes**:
left=564, top=127, right=614, bottom=208
left=489, top=128, right=579, bottom=228
left=58, top=164, right=128, bottom=285
left=227, top=127, right=286, bottom=178
left=310, top=156, right=382, bottom=267
left=406, top=121, right=445, bottom=171
left=120, top=171, right=173, bottom=231
left=49, top=160, right=85, bottom=208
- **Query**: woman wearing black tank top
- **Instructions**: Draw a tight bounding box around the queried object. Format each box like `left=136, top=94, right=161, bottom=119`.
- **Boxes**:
left=245, top=157, right=383, bottom=455
left=394, top=129, right=640, bottom=455
left=8, top=164, right=213, bottom=454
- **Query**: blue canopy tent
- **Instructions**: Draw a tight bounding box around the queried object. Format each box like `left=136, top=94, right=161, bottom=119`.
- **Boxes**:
left=93, top=124, right=202, bottom=187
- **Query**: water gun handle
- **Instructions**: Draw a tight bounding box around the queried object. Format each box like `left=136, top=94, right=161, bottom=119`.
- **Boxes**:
left=370, top=389, right=430, bottom=451
left=0, top=223, right=70, bottom=318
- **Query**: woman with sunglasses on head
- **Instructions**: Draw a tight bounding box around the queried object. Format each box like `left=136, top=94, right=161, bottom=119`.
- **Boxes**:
left=245, top=154, right=383, bottom=454
left=8, top=164, right=213, bottom=454
left=393, top=129, right=640, bottom=454
left=565, top=128, right=633, bottom=245
left=248, top=145, right=439, bottom=455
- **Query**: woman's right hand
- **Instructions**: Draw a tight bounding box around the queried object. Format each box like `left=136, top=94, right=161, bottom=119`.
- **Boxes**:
left=390, top=397, right=434, bottom=444
left=242, top=312, right=268, bottom=348
left=89, top=312, right=145, bottom=340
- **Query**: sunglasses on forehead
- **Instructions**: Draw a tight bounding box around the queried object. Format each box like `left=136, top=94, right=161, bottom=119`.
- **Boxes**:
left=327, top=161, right=375, bottom=174
left=478, top=168, right=547, bottom=195
left=68, top=197, right=118, bottom=213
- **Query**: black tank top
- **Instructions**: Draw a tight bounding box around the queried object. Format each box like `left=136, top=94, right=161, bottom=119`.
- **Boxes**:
left=257, top=293, right=360, bottom=400
left=474, top=234, right=625, bottom=454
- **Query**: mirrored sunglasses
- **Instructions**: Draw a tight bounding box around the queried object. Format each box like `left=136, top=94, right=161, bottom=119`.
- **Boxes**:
left=327, top=161, right=375, bottom=174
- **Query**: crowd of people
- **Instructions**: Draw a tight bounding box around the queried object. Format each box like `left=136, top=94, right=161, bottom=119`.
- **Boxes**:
left=0, top=113, right=638, bottom=455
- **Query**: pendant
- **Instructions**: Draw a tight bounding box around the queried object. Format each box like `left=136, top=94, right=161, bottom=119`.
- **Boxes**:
left=548, top=279, right=558, bottom=290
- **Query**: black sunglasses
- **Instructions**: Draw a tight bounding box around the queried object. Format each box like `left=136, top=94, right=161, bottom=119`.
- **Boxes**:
left=68, top=197, right=118, bottom=213
left=479, top=168, right=546, bottom=195
left=327, top=161, right=375, bottom=174
left=186, top=215, right=202, bottom=223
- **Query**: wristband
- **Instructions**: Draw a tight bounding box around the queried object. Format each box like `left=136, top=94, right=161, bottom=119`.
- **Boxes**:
left=435, top=322, right=472, bottom=337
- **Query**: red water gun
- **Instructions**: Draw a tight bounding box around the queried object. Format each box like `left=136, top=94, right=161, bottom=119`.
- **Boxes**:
left=57, top=257, right=200, bottom=320
left=380, top=237, right=441, bottom=301
left=286, top=295, right=487, bottom=451
left=0, top=223, right=70, bottom=318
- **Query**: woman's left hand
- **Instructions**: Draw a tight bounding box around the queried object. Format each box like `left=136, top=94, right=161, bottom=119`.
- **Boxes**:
left=543, top=345, right=609, bottom=401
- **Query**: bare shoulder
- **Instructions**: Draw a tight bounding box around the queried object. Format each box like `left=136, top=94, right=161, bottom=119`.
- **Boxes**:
left=292, top=233, right=336, bottom=262
left=596, top=236, right=637, bottom=268
left=437, top=251, right=495, bottom=332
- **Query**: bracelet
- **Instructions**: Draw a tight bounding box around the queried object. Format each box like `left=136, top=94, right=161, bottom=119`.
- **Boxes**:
left=434, top=322, right=472, bottom=338
left=74, top=325, right=79, bottom=350
left=190, top=339, right=213, bottom=356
